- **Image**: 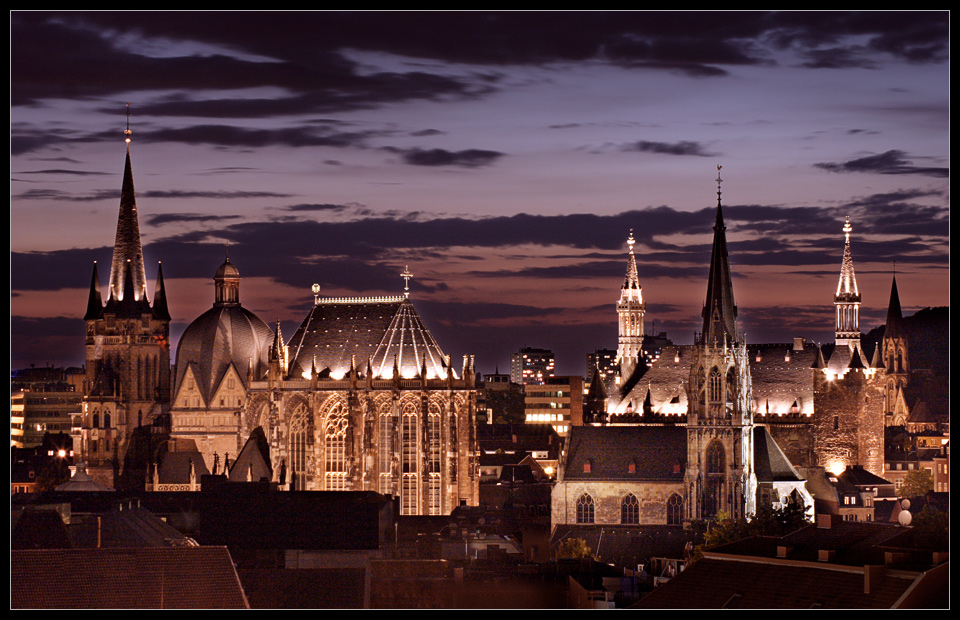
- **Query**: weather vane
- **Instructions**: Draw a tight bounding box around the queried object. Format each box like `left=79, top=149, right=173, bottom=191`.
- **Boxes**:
left=401, top=265, right=413, bottom=298
left=716, top=164, right=723, bottom=204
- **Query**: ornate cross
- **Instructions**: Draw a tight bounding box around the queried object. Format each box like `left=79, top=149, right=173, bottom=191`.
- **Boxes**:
left=401, top=265, right=414, bottom=298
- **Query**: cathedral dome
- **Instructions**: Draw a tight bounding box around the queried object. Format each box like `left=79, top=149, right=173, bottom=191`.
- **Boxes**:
left=173, top=258, right=273, bottom=403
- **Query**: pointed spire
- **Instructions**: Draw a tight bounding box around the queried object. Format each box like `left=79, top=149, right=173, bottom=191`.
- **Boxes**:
left=885, top=274, right=904, bottom=339
left=108, top=118, right=147, bottom=305
left=701, top=165, right=738, bottom=343
left=152, top=261, right=171, bottom=321
left=622, top=229, right=641, bottom=295
left=834, top=216, right=862, bottom=347
left=84, top=261, right=104, bottom=320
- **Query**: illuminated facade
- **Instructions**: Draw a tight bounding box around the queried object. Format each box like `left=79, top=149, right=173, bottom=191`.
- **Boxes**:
left=237, top=293, right=480, bottom=515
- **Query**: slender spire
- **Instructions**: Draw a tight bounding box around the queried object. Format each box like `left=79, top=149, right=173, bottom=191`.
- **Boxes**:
left=108, top=107, right=147, bottom=305
left=84, top=261, right=104, bottom=320
left=701, top=165, right=738, bottom=343
left=622, top=229, right=642, bottom=297
left=834, top=216, right=861, bottom=348
left=885, top=273, right=904, bottom=339
left=616, top=229, right=645, bottom=381
left=153, top=261, right=171, bottom=321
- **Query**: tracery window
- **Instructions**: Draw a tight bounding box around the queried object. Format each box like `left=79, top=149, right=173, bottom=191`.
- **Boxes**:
left=621, top=493, right=639, bottom=524
left=427, top=410, right=442, bottom=515
left=667, top=493, right=684, bottom=525
left=704, top=440, right=725, bottom=518
left=378, top=404, right=396, bottom=495
left=400, top=406, right=419, bottom=515
left=708, top=366, right=722, bottom=416
left=324, top=405, right=348, bottom=491
left=576, top=493, right=595, bottom=524
left=290, top=403, right=313, bottom=491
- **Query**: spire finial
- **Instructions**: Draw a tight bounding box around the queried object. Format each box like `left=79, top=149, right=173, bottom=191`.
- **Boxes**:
left=124, top=103, right=132, bottom=144
left=716, top=164, right=723, bottom=206
left=627, top=229, right=635, bottom=253
left=843, top=215, right=852, bottom=242
left=401, top=265, right=414, bottom=298
left=311, top=283, right=321, bottom=305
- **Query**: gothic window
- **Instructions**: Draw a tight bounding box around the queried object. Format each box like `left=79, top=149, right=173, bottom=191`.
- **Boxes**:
left=324, top=405, right=349, bottom=491
left=104, top=412, right=111, bottom=428
left=378, top=404, right=396, bottom=495
left=400, top=406, right=419, bottom=515
left=725, top=368, right=736, bottom=418
left=667, top=493, right=683, bottom=525
left=705, top=440, right=725, bottom=519
left=708, top=367, right=722, bottom=416
left=92, top=411, right=100, bottom=428
left=427, top=410, right=442, bottom=515
left=621, top=493, right=639, bottom=524
left=576, top=493, right=595, bottom=524
left=290, top=403, right=313, bottom=491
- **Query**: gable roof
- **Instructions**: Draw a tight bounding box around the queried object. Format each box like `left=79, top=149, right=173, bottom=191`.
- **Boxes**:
left=753, top=426, right=804, bottom=483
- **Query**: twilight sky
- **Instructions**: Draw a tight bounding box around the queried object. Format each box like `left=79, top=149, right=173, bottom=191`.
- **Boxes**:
left=11, top=11, right=950, bottom=376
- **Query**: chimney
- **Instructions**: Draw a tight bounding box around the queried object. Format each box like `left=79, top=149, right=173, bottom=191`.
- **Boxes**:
left=793, top=337, right=806, bottom=351
left=864, top=565, right=886, bottom=594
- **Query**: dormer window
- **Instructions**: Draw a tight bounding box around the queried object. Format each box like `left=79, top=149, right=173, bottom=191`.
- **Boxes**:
left=583, top=460, right=592, bottom=474
left=628, top=461, right=636, bottom=474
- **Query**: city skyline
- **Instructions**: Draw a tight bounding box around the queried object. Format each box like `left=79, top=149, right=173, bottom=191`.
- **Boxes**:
left=11, top=12, right=949, bottom=375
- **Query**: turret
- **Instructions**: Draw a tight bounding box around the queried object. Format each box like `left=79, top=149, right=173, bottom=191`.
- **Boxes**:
left=616, top=229, right=646, bottom=382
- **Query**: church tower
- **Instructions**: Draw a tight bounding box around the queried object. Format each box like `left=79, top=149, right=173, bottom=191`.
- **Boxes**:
left=834, top=216, right=862, bottom=351
left=616, top=230, right=645, bottom=383
left=82, top=114, right=171, bottom=486
left=881, top=273, right=910, bottom=424
left=684, top=166, right=755, bottom=521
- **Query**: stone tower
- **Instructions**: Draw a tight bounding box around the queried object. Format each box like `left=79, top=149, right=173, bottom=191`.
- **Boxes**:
left=834, top=216, right=862, bottom=351
left=881, top=274, right=910, bottom=425
left=82, top=122, right=171, bottom=486
left=616, top=230, right=646, bottom=383
left=684, top=167, right=756, bottom=521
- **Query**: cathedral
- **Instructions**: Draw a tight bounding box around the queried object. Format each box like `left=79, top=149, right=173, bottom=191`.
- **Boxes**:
left=79, top=131, right=479, bottom=515
left=553, top=166, right=914, bottom=527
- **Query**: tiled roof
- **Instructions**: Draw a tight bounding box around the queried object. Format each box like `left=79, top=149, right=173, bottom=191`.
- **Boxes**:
left=562, top=425, right=686, bottom=481
left=11, top=547, right=249, bottom=608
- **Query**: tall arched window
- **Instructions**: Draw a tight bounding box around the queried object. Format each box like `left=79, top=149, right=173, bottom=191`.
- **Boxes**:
left=576, top=493, right=595, bottom=524
left=708, top=367, right=722, bottom=417
left=621, top=493, right=639, bottom=524
left=725, top=368, right=736, bottom=418
left=378, top=400, right=396, bottom=496
left=92, top=410, right=100, bottom=429
left=427, top=410, right=442, bottom=515
left=400, top=405, right=419, bottom=515
left=667, top=493, right=684, bottom=525
left=705, top=440, right=726, bottom=518
left=324, top=404, right=348, bottom=491
left=104, top=412, right=111, bottom=428
left=290, top=403, right=313, bottom=491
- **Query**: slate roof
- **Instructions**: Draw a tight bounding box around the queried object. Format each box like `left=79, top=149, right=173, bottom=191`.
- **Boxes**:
left=614, top=345, right=692, bottom=415
left=286, top=297, right=453, bottom=380
left=552, top=524, right=699, bottom=568
left=561, top=426, right=686, bottom=481
left=633, top=555, right=923, bottom=609
left=753, top=426, right=804, bottom=483
left=174, top=302, right=274, bottom=403
left=11, top=547, right=249, bottom=609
